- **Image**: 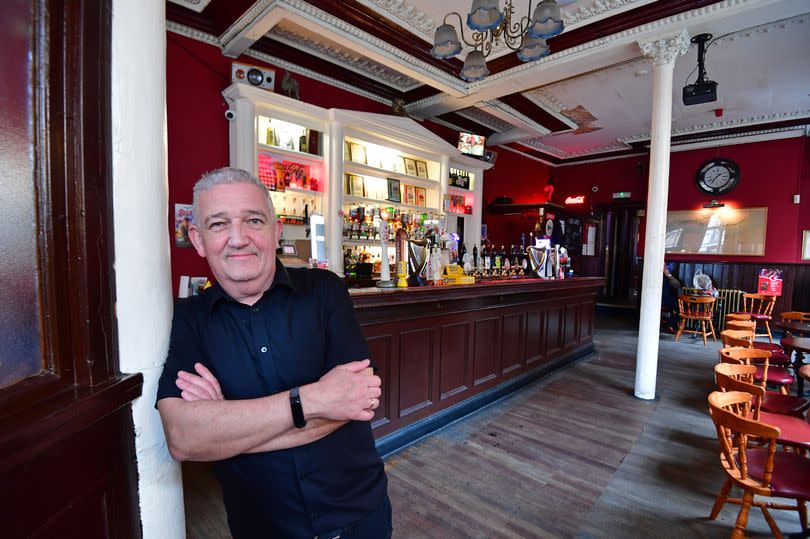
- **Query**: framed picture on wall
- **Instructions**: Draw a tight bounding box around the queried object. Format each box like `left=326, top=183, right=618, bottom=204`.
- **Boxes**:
left=415, top=160, right=428, bottom=178
left=347, top=173, right=365, bottom=196
left=415, top=187, right=426, bottom=207
left=386, top=178, right=401, bottom=203
left=405, top=185, right=416, bottom=205
left=403, top=157, right=417, bottom=176
left=350, top=142, right=367, bottom=165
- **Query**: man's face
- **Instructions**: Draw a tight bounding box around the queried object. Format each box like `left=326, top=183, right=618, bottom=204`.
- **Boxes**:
left=189, top=183, right=282, bottom=298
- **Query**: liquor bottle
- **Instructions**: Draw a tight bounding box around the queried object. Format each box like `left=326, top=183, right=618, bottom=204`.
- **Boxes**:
left=459, top=242, right=467, bottom=265
left=472, top=244, right=479, bottom=269
left=266, top=125, right=275, bottom=146
left=494, top=245, right=502, bottom=270
left=299, top=130, right=309, bottom=153
left=482, top=244, right=491, bottom=271
left=511, top=244, right=520, bottom=269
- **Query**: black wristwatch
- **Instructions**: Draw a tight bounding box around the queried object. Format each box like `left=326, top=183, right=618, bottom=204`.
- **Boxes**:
left=289, top=386, right=307, bottom=429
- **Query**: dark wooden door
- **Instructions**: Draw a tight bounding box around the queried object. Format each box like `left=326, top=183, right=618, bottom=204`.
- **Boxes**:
left=0, top=1, right=143, bottom=537
left=599, top=205, right=642, bottom=307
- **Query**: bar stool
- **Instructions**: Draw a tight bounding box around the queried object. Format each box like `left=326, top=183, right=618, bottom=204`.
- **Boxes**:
left=676, top=295, right=716, bottom=345
left=732, top=293, right=776, bottom=342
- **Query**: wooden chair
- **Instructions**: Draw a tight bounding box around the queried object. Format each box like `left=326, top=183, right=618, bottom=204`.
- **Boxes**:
left=781, top=311, right=810, bottom=323
left=733, top=293, right=776, bottom=342
left=719, top=346, right=794, bottom=395
left=676, top=295, right=716, bottom=345
left=714, top=362, right=810, bottom=419
left=726, top=313, right=752, bottom=323
left=727, top=320, right=756, bottom=332
left=721, top=325, right=790, bottom=364
left=708, top=390, right=810, bottom=539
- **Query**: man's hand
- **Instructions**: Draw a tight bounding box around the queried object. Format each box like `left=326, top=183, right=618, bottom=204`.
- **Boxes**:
left=176, top=363, right=224, bottom=401
left=301, top=359, right=382, bottom=422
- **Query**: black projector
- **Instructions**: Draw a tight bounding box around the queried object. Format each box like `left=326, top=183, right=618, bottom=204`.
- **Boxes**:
left=683, top=80, right=717, bottom=106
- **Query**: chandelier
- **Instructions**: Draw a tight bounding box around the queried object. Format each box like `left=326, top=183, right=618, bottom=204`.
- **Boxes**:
left=431, top=0, right=564, bottom=82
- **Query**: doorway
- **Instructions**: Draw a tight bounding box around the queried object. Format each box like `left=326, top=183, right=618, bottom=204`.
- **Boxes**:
left=597, top=204, right=642, bottom=308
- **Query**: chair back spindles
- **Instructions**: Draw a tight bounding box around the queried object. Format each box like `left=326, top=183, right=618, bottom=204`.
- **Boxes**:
left=676, top=295, right=717, bottom=344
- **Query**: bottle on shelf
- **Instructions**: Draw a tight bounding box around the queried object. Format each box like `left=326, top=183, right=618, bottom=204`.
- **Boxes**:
left=266, top=125, right=275, bottom=146
left=472, top=244, right=478, bottom=269
left=482, top=243, right=491, bottom=272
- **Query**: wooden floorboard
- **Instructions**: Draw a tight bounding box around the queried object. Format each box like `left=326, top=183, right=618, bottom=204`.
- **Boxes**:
left=182, top=312, right=805, bottom=538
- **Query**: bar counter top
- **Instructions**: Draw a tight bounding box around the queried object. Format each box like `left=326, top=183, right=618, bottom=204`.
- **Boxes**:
left=351, top=275, right=604, bottom=454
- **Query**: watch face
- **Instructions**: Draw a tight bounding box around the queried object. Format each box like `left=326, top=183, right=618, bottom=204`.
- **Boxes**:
left=696, top=159, right=740, bottom=195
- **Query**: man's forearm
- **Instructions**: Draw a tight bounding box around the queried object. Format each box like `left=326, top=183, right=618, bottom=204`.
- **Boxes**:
left=246, top=418, right=349, bottom=453
left=159, top=392, right=298, bottom=461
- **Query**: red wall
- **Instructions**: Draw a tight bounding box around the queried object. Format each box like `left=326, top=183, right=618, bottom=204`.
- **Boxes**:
left=167, top=32, right=810, bottom=292
left=481, top=149, right=553, bottom=245
left=167, top=33, right=391, bottom=291
left=484, top=137, right=810, bottom=264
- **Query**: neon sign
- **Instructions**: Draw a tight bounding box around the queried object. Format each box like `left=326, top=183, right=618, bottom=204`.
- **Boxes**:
left=565, top=195, right=585, bottom=205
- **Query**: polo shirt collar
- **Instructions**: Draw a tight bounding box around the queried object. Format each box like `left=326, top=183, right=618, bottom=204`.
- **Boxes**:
left=205, top=258, right=295, bottom=310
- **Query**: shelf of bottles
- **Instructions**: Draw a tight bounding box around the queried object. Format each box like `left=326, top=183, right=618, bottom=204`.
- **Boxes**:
left=257, top=115, right=323, bottom=225
left=444, top=167, right=474, bottom=216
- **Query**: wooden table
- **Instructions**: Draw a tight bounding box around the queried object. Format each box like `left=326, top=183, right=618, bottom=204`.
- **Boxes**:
left=775, top=319, right=810, bottom=337
left=781, top=336, right=810, bottom=396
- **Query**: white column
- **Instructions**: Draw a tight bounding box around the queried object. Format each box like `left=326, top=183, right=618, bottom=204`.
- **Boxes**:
left=327, top=120, right=345, bottom=274
left=112, top=1, right=183, bottom=538
left=634, top=30, right=690, bottom=400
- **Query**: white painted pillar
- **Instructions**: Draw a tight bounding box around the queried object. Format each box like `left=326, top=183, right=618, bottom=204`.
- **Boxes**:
left=327, top=120, right=345, bottom=274
left=634, top=30, right=690, bottom=400
left=112, top=1, right=184, bottom=537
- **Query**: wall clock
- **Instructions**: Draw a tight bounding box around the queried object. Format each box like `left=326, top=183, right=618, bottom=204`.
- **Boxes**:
left=695, top=158, right=740, bottom=195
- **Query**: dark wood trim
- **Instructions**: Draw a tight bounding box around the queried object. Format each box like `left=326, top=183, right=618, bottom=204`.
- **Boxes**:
left=353, top=279, right=603, bottom=441
left=375, top=342, right=594, bottom=457
left=306, top=0, right=463, bottom=75
left=498, top=94, right=570, bottom=133
left=436, top=111, right=496, bottom=137
left=0, top=1, right=142, bottom=535
left=504, top=142, right=563, bottom=165
left=0, top=374, right=143, bottom=473
left=251, top=36, right=403, bottom=102
left=404, top=85, right=443, bottom=104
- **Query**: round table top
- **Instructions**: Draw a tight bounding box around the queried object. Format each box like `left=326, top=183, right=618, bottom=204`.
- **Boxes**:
left=780, top=336, right=810, bottom=353
left=775, top=320, right=810, bottom=336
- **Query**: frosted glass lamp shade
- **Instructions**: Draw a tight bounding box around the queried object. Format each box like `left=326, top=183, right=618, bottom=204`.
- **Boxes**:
left=528, top=0, right=564, bottom=39
left=517, top=34, right=550, bottom=62
left=467, top=0, right=504, bottom=32
left=431, top=24, right=462, bottom=58
left=460, top=50, right=490, bottom=81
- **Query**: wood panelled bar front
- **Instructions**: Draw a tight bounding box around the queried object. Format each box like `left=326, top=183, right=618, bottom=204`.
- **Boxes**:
left=350, top=278, right=603, bottom=455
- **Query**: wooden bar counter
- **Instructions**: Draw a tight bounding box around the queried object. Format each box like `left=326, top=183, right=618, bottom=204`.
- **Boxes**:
left=349, top=277, right=604, bottom=455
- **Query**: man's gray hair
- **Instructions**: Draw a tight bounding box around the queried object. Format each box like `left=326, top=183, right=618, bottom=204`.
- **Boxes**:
left=192, top=167, right=275, bottom=218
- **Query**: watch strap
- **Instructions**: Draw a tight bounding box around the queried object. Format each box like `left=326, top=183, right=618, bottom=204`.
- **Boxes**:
left=289, top=386, right=307, bottom=428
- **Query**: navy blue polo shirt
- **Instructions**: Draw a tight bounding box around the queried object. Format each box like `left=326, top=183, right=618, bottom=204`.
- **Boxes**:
left=156, top=262, right=387, bottom=538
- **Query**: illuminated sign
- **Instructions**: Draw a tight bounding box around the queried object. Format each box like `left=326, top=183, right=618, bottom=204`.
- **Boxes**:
left=565, top=195, right=585, bottom=205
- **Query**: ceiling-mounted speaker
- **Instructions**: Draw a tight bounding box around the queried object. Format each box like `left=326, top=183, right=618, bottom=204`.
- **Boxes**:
left=231, top=62, right=275, bottom=92
left=483, top=150, right=498, bottom=164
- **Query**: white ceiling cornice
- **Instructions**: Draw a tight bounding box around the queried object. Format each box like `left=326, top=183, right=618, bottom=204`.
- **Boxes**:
left=166, top=20, right=220, bottom=45
left=219, top=0, right=468, bottom=95
left=622, top=109, right=810, bottom=144
left=268, top=26, right=422, bottom=91
left=168, top=0, right=212, bottom=14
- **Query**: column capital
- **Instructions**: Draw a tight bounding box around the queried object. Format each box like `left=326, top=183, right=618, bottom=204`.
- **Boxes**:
left=638, top=29, right=690, bottom=66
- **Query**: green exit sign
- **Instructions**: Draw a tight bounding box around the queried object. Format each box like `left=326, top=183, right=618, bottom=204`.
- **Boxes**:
left=612, top=191, right=631, bottom=199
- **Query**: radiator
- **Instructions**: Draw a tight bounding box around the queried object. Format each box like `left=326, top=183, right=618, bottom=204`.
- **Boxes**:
left=679, top=288, right=745, bottom=330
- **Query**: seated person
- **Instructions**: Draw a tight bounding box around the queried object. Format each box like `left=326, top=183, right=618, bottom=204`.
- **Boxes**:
left=661, top=265, right=682, bottom=333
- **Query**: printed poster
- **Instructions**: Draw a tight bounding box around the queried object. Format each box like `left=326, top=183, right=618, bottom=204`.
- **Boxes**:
left=175, top=203, right=194, bottom=248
